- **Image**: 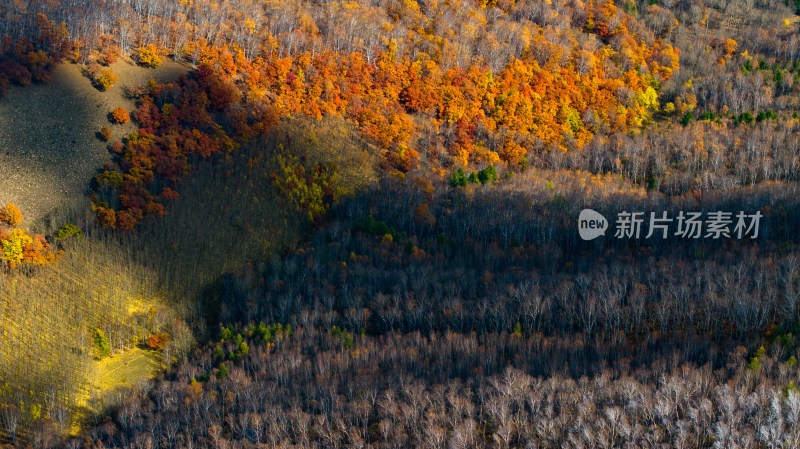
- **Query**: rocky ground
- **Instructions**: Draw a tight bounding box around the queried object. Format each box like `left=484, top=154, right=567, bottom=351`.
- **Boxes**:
left=0, top=58, right=189, bottom=229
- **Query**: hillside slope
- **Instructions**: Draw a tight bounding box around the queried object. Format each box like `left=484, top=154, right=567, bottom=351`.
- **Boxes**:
left=0, top=59, right=187, bottom=226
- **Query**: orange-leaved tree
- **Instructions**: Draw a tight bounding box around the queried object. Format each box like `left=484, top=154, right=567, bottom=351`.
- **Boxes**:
left=0, top=203, right=23, bottom=227
left=110, top=107, right=130, bottom=124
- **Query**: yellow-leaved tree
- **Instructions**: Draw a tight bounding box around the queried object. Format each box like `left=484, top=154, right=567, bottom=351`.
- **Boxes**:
left=0, top=228, right=32, bottom=266
left=0, top=204, right=57, bottom=267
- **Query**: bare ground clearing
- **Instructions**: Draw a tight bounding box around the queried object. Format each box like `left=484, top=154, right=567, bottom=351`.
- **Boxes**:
left=0, top=59, right=189, bottom=227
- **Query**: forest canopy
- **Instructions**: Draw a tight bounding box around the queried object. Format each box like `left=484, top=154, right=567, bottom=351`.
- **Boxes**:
left=3, top=0, right=800, bottom=448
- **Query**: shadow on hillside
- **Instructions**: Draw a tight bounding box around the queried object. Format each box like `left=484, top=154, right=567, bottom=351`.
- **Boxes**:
left=0, top=59, right=189, bottom=226
left=91, top=116, right=380, bottom=338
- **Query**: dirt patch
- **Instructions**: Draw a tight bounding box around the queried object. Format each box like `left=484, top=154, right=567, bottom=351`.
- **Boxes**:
left=0, top=58, right=189, bottom=227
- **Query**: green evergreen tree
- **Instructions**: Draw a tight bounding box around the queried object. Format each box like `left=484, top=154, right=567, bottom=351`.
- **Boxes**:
left=448, top=168, right=467, bottom=187
left=217, top=362, right=229, bottom=379
left=93, top=328, right=111, bottom=358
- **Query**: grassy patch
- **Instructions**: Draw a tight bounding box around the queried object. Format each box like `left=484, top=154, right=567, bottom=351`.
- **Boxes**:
left=71, top=347, right=164, bottom=434
left=92, top=348, right=163, bottom=394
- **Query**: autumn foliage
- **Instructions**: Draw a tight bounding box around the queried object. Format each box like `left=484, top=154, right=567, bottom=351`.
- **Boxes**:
left=0, top=0, right=683, bottom=231
left=109, top=107, right=130, bottom=124
left=80, top=0, right=679, bottom=230
left=146, top=333, right=169, bottom=350
left=92, top=70, right=242, bottom=229
left=87, top=64, right=118, bottom=90
left=0, top=204, right=56, bottom=268
left=0, top=203, right=23, bottom=227
left=129, top=0, right=676, bottom=172
left=11, top=1, right=800, bottom=445
left=136, top=45, right=162, bottom=68
left=0, top=13, right=66, bottom=94
left=271, top=155, right=341, bottom=222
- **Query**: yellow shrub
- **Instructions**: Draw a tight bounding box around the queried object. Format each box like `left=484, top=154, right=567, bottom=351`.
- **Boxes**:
left=91, top=67, right=118, bottom=90
left=136, top=45, right=162, bottom=68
